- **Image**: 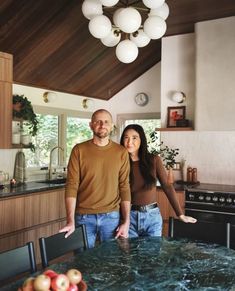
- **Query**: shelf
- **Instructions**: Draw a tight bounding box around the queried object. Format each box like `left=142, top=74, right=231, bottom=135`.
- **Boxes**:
left=155, top=127, right=193, bottom=131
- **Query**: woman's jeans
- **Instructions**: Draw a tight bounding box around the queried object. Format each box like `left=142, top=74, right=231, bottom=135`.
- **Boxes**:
left=75, top=211, right=120, bottom=248
left=129, top=207, right=163, bottom=238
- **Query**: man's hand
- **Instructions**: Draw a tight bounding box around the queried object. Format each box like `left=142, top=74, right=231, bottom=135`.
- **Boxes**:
left=59, top=222, right=75, bottom=238
left=115, top=220, right=130, bottom=239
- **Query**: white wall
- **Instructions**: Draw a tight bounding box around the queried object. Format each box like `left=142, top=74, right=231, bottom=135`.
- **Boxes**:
left=160, top=17, right=235, bottom=184
left=109, top=63, right=161, bottom=121
left=161, top=33, right=195, bottom=127
left=195, top=16, right=235, bottom=130
left=161, top=131, right=235, bottom=185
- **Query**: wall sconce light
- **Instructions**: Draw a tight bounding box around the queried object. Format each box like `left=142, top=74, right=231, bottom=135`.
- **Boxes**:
left=43, top=91, right=57, bottom=103
left=82, top=98, right=94, bottom=109
left=172, top=91, right=186, bottom=103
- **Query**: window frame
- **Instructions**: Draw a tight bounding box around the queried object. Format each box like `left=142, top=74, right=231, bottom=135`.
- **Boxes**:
left=29, top=106, right=92, bottom=169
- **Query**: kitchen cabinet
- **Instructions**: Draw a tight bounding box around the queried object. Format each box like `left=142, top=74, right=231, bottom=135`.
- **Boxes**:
left=156, top=189, right=185, bottom=237
left=0, top=52, right=13, bottom=148
left=0, top=188, right=66, bottom=263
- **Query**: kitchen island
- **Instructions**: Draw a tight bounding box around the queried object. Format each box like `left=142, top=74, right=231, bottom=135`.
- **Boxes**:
left=1, top=237, right=235, bottom=290
left=0, top=181, right=66, bottom=263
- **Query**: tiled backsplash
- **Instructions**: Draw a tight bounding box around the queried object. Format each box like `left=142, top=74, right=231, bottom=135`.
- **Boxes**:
left=161, top=131, right=235, bottom=185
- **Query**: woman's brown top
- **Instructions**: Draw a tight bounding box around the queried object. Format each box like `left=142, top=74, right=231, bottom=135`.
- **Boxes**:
left=131, top=155, right=183, bottom=217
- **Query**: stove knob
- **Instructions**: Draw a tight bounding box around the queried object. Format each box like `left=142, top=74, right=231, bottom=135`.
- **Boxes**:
left=205, top=195, right=211, bottom=202
left=212, top=196, right=218, bottom=202
left=198, top=195, right=204, bottom=201
left=226, top=197, right=232, bottom=204
left=219, top=197, right=225, bottom=203
left=188, top=193, right=195, bottom=200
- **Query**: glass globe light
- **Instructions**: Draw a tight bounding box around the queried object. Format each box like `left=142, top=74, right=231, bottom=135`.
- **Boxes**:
left=130, top=29, right=151, bottom=47
left=142, top=0, right=165, bottom=9
left=88, top=15, right=112, bottom=39
left=100, top=0, right=119, bottom=7
left=144, top=16, right=167, bottom=39
left=101, top=29, right=121, bottom=47
left=82, top=0, right=103, bottom=20
left=116, top=7, right=141, bottom=33
left=172, top=92, right=186, bottom=103
left=113, top=8, right=124, bottom=27
left=116, top=40, right=139, bottom=63
left=149, top=3, right=169, bottom=20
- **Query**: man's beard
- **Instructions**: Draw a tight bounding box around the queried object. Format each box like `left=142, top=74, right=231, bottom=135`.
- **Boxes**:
left=93, top=129, right=110, bottom=139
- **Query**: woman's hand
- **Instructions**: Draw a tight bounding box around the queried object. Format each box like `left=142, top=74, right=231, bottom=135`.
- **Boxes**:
left=178, top=214, right=197, bottom=223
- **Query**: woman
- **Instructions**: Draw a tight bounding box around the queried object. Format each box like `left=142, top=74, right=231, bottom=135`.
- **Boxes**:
left=120, top=124, right=196, bottom=238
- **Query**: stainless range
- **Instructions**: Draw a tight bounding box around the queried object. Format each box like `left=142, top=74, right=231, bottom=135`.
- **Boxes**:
left=171, top=183, right=235, bottom=249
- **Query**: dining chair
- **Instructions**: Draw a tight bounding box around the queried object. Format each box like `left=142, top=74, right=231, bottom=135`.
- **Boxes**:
left=0, top=241, right=37, bottom=282
left=169, top=216, right=228, bottom=246
left=39, top=224, right=88, bottom=268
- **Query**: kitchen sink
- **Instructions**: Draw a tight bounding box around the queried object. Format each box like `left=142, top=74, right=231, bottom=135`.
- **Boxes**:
left=37, top=178, right=66, bottom=185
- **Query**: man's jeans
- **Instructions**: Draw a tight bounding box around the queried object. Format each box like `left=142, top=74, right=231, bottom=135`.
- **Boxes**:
left=75, top=211, right=120, bottom=248
left=129, top=207, right=163, bottom=238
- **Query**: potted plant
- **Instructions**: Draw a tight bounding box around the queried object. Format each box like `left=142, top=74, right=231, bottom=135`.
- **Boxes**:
left=13, top=94, right=39, bottom=136
left=148, top=131, right=179, bottom=183
left=13, top=94, right=39, bottom=151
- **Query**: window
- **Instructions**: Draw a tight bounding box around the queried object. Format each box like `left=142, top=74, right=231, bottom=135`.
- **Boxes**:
left=117, top=112, right=161, bottom=144
left=66, top=117, right=92, bottom=162
left=24, top=113, right=59, bottom=167
left=24, top=106, right=92, bottom=168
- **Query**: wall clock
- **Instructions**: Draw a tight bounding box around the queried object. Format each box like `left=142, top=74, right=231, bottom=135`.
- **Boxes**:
left=134, top=93, right=149, bottom=106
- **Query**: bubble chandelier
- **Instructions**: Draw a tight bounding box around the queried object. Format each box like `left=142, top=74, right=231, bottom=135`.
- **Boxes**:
left=82, top=0, right=169, bottom=63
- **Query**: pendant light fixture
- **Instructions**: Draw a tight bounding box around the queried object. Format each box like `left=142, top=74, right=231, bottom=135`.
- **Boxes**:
left=82, top=0, right=169, bottom=63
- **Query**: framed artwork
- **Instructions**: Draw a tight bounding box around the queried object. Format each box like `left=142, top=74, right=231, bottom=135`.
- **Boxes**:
left=167, top=106, right=186, bottom=127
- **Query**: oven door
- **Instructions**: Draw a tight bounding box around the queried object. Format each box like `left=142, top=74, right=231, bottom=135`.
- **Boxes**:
left=230, top=224, right=235, bottom=250
left=169, top=213, right=229, bottom=247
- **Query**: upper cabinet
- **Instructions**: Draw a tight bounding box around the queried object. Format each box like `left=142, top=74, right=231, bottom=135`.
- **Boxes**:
left=0, top=52, right=13, bottom=148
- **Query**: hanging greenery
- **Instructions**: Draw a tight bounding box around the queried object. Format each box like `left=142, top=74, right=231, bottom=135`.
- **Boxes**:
left=13, top=94, right=39, bottom=137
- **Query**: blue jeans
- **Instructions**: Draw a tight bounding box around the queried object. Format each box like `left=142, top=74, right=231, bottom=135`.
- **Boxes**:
left=129, top=207, right=163, bottom=238
left=75, top=211, right=120, bottom=248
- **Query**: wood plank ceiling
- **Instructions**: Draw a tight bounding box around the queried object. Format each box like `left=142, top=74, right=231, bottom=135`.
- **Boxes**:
left=0, top=0, right=235, bottom=100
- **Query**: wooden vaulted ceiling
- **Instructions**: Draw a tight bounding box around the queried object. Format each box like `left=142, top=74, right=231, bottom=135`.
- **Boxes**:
left=0, top=0, right=235, bottom=100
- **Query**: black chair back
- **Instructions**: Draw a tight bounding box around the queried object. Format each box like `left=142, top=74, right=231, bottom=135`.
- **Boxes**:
left=0, top=241, right=37, bottom=282
left=39, top=224, right=88, bottom=268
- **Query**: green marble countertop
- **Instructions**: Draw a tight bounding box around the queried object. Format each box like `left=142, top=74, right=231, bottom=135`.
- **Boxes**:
left=1, top=237, right=235, bottom=290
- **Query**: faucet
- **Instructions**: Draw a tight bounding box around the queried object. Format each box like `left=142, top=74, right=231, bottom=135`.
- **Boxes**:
left=48, top=146, right=64, bottom=180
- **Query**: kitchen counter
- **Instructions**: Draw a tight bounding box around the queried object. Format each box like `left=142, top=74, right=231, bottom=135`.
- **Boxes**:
left=0, top=180, right=65, bottom=199
left=1, top=237, right=235, bottom=290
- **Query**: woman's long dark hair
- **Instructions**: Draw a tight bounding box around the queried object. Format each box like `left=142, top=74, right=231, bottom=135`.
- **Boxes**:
left=120, top=124, right=156, bottom=188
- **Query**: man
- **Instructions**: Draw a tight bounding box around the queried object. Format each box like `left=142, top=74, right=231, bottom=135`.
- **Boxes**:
left=59, top=109, right=131, bottom=248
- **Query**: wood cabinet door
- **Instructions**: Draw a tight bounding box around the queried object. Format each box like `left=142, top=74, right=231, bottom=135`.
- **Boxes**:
left=156, top=189, right=185, bottom=237
left=0, top=52, right=13, bottom=149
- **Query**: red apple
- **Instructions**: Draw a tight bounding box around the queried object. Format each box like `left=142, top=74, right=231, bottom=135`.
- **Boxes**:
left=33, top=274, right=51, bottom=291
left=66, top=269, right=82, bottom=285
left=43, top=269, right=58, bottom=280
left=67, top=283, right=78, bottom=291
left=51, top=274, right=70, bottom=291
left=22, top=277, right=35, bottom=291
